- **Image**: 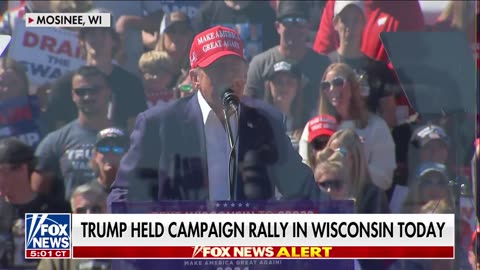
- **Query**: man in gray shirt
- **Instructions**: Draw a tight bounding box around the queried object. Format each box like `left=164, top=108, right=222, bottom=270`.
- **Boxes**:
left=245, top=1, right=330, bottom=117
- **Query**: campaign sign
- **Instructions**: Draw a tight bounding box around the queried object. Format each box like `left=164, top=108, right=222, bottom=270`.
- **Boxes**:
left=25, top=213, right=71, bottom=259
left=8, top=18, right=85, bottom=87
left=0, top=95, right=43, bottom=147
left=111, top=200, right=355, bottom=270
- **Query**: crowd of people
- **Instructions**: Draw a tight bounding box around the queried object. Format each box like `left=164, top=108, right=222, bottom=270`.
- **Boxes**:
left=0, top=1, right=478, bottom=270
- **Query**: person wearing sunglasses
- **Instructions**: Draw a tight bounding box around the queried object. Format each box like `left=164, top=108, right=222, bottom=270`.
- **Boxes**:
left=44, top=8, right=147, bottom=133
left=316, top=129, right=389, bottom=212
left=300, top=63, right=396, bottom=192
left=304, top=114, right=338, bottom=167
left=245, top=1, right=330, bottom=118
left=317, top=128, right=391, bottom=270
left=90, top=127, right=129, bottom=194
left=110, top=25, right=329, bottom=208
left=33, top=66, right=115, bottom=201
left=314, top=160, right=348, bottom=200
left=326, top=0, right=398, bottom=130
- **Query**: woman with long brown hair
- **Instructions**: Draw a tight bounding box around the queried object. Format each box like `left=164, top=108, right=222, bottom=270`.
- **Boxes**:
left=264, top=61, right=307, bottom=151
left=299, top=63, right=396, bottom=191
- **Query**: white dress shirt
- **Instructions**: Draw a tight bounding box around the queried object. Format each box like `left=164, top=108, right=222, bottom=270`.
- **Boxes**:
left=198, top=92, right=238, bottom=200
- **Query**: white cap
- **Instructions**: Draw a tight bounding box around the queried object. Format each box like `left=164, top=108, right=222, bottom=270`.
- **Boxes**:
left=333, top=0, right=365, bottom=19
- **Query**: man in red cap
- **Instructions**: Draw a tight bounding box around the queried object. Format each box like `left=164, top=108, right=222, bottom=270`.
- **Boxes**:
left=109, top=26, right=327, bottom=206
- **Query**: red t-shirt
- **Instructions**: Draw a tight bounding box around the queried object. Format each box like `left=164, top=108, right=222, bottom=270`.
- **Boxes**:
left=313, top=0, right=424, bottom=119
left=361, top=1, right=425, bottom=62
left=313, top=0, right=338, bottom=54
left=313, top=0, right=425, bottom=62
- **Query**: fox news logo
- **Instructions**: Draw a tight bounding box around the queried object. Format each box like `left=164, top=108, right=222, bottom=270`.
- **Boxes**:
left=25, top=214, right=71, bottom=259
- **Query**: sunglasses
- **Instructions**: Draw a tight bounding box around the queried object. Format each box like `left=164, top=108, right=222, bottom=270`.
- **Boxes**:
left=74, top=87, right=100, bottom=96
left=280, top=17, right=308, bottom=25
left=317, top=179, right=344, bottom=191
left=320, top=77, right=346, bottom=91
left=96, top=145, right=126, bottom=155
left=311, top=138, right=329, bottom=151
left=75, top=205, right=103, bottom=214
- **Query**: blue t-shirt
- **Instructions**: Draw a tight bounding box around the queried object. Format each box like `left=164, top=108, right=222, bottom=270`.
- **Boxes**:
left=35, top=120, right=99, bottom=200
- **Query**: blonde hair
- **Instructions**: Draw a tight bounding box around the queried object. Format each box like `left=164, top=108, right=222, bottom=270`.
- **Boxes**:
left=70, top=184, right=107, bottom=210
left=316, top=129, right=371, bottom=199
left=402, top=174, right=455, bottom=214
left=314, top=160, right=350, bottom=185
left=319, top=63, right=369, bottom=129
left=138, top=50, right=176, bottom=75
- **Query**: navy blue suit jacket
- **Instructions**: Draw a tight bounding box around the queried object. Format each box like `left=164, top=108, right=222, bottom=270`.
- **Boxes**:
left=108, top=94, right=327, bottom=208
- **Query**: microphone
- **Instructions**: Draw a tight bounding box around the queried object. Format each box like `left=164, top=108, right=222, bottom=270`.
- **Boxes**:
left=222, top=89, right=239, bottom=114
left=221, top=89, right=240, bottom=200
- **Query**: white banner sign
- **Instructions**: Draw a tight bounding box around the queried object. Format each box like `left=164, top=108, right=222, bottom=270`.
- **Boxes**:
left=8, top=19, right=85, bottom=87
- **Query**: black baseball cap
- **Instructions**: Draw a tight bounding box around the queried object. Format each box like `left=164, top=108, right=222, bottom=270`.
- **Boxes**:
left=95, top=127, right=129, bottom=147
left=0, top=138, right=35, bottom=165
left=266, top=61, right=302, bottom=80
left=159, top=11, right=191, bottom=34
left=276, top=1, right=309, bottom=21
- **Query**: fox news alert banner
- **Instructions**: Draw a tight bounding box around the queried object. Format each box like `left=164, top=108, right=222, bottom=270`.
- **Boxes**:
left=109, top=200, right=355, bottom=270
left=69, top=214, right=454, bottom=259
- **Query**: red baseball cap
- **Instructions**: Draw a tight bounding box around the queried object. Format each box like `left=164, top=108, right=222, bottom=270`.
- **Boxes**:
left=307, top=114, right=338, bottom=143
left=189, top=25, right=245, bottom=68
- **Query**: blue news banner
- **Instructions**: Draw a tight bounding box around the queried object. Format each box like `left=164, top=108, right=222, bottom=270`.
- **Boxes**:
left=110, top=200, right=355, bottom=270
